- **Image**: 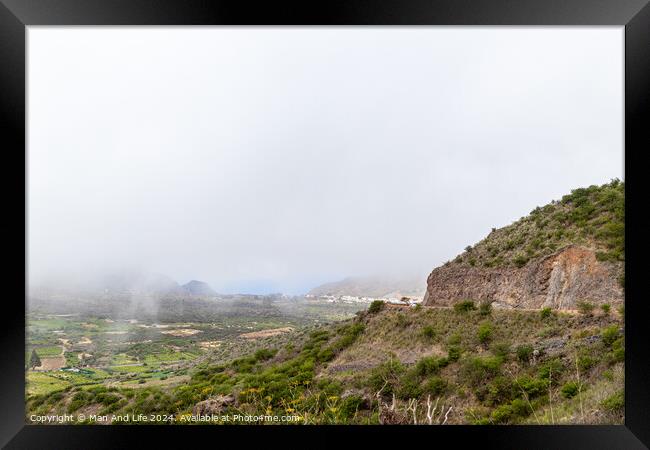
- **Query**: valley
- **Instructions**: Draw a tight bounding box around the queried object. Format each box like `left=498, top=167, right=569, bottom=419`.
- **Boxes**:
left=26, top=180, right=625, bottom=425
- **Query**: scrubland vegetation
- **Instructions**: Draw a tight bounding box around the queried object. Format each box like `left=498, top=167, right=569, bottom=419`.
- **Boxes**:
left=451, top=180, right=624, bottom=270
left=27, top=300, right=624, bottom=425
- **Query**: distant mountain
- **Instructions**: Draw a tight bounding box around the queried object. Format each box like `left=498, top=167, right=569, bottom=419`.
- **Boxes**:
left=308, top=275, right=426, bottom=299
left=182, top=280, right=217, bottom=297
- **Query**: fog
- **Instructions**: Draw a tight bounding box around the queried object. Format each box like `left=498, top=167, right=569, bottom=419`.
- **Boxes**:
left=28, top=27, right=623, bottom=295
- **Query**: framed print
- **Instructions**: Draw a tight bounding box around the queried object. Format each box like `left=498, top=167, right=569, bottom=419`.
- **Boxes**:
left=1, top=0, right=649, bottom=448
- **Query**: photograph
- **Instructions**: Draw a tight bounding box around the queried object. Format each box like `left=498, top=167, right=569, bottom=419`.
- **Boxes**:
left=24, top=26, right=626, bottom=427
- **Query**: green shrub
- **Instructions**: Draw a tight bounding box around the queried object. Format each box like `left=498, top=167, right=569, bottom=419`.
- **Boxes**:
left=560, top=381, right=581, bottom=399
left=396, top=373, right=422, bottom=400
left=454, top=300, right=476, bottom=313
left=513, top=255, right=529, bottom=268
left=479, top=302, right=492, bottom=316
left=447, top=346, right=461, bottom=362
left=477, top=323, right=493, bottom=344
left=391, top=313, right=408, bottom=329
left=609, top=337, right=625, bottom=364
left=254, top=348, right=277, bottom=361
left=601, top=304, right=611, bottom=315
left=413, top=357, right=442, bottom=377
left=460, top=356, right=502, bottom=387
left=331, top=323, right=365, bottom=352
left=516, top=345, right=533, bottom=364
left=510, top=398, right=530, bottom=418
left=317, top=347, right=335, bottom=363
left=540, top=307, right=552, bottom=319
left=368, top=300, right=385, bottom=314
left=485, top=376, right=516, bottom=406
left=601, top=325, right=620, bottom=347
left=577, top=354, right=597, bottom=371
left=367, top=359, right=405, bottom=394
left=491, top=342, right=511, bottom=359
left=421, top=325, right=436, bottom=340
left=491, top=404, right=514, bottom=424
left=516, top=376, right=549, bottom=398
left=423, top=376, right=447, bottom=396
left=600, top=391, right=624, bottom=412
left=577, top=301, right=595, bottom=315
left=339, top=395, right=365, bottom=419
left=538, top=359, right=564, bottom=385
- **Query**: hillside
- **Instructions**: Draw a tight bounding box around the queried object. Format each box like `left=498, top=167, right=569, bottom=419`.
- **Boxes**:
left=423, top=180, right=624, bottom=309
left=27, top=303, right=625, bottom=425
left=309, top=275, right=426, bottom=299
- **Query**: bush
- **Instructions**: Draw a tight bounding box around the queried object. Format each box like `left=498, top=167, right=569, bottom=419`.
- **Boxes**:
left=516, top=345, right=533, bottom=364
left=601, top=325, right=620, bottom=347
left=254, top=348, right=277, bottom=361
left=454, top=300, right=476, bottom=313
left=413, top=357, right=442, bottom=377
left=477, top=323, right=493, bottom=344
left=601, top=304, right=611, bottom=315
left=421, top=325, right=436, bottom=340
left=577, top=301, right=595, bottom=315
left=339, top=395, right=366, bottom=419
left=423, top=376, right=447, bottom=396
left=485, top=376, right=516, bottom=406
left=513, top=255, right=529, bottom=268
left=396, top=373, right=422, bottom=400
left=447, top=346, right=461, bottom=362
left=491, top=404, right=514, bottom=424
left=609, top=337, right=625, bottom=364
left=460, top=356, right=502, bottom=387
left=540, top=307, right=552, bottom=319
left=368, top=300, right=385, bottom=314
left=560, top=381, right=581, bottom=399
left=479, top=302, right=492, bottom=316
left=367, top=359, right=405, bottom=395
left=577, top=354, right=597, bottom=371
left=331, top=323, right=365, bottom=352
left=600, top=391, right=624, bottom=412
left=516, top=376, right=549, bottom=399
left=491, top=342, right=510, bottom=359
left=538, top=359, right=564, bottom=385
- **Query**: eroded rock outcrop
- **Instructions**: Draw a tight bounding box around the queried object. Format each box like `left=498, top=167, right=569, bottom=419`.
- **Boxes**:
left=192, top=394, right=236, bottom=416
left=423, top=246, right=623, bottom=310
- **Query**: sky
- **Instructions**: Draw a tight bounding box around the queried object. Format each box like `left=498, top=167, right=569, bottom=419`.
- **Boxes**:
left=28, top=27, right=623, bottom=295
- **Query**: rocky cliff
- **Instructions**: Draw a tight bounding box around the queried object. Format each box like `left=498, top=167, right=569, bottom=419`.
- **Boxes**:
left=423, top=245, right=623, bottom=309
left=423, top=180, right=625, bottom=310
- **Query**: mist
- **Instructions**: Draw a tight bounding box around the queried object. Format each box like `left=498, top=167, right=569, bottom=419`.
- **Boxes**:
left=27, top=27, right=623, bottom=295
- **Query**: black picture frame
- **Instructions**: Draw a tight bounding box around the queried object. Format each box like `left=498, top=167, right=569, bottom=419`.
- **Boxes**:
left=1, top=1, right=648, bottom=448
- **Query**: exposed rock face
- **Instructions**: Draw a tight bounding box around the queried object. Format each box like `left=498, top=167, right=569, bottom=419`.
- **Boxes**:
left=423, top=246, right=623, bottom=310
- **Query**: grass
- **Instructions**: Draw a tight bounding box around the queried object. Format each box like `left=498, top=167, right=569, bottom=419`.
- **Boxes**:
left=34, top=346, right=62, bottom=358
left=27, top=372, right=71, bottom=396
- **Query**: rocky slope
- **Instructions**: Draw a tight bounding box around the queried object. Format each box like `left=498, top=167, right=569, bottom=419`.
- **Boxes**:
left=424, top=180, right=624, bottom=310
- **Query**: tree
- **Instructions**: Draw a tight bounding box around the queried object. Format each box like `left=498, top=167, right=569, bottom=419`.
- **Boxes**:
left=29, top=349, right=41, bottom=370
